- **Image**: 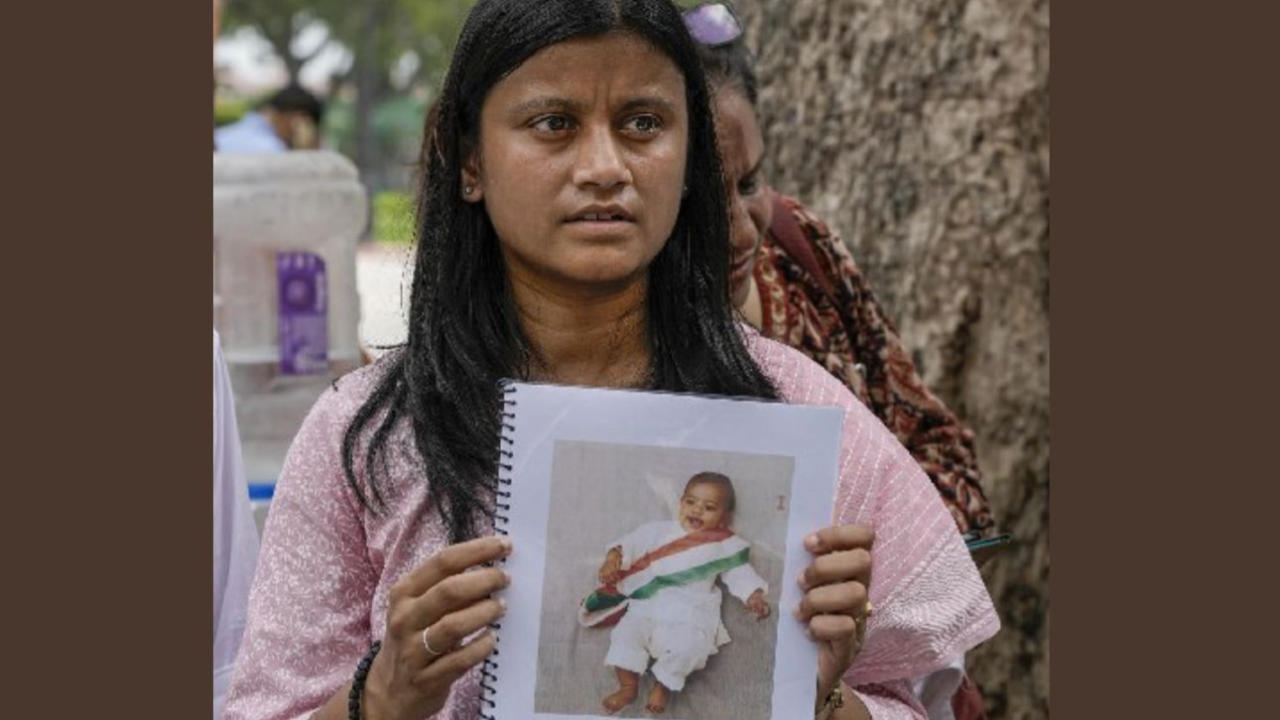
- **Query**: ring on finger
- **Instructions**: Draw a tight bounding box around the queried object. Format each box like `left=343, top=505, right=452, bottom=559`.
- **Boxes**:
left=422, top=625, right=447, bottom=657
left=855, top=601, right=874, bottom=624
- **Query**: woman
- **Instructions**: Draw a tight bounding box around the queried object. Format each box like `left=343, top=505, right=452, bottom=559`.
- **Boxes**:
left=223, top=2, right=997, bottom=719
left=687, top=2, right=996, bottom=539
left=687, top=4, right=994, bottom=716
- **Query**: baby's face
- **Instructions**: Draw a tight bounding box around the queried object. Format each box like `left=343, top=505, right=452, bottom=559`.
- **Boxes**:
left=678, top=482, right=731, bottom=533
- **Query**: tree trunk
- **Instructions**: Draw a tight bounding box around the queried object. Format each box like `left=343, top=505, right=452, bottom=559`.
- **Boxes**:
left=734, top=1, right=1050, bottom=717
left=354, top=1, right=380, bottom=180
left=353, top=0, right=386, bottom=239
left=259, top=27, right=301, bottom=85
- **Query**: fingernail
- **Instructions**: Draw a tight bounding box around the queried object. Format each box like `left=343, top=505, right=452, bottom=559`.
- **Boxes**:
left=796, top=572, right=807, bottom=589
left=498, top=536, right=513, bottom=554
left=805, top=534, right=819, bottom=550
left=498, top=598, right=508, bottom=614
left=793, top=605, right=803, bottom=621
left=502, top=570, right=512, bottom=587
left=865, top=601, right=874, bottom=616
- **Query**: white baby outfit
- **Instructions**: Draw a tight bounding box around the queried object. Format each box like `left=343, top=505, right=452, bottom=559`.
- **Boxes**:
left=603, top=520, right=767, bottom=691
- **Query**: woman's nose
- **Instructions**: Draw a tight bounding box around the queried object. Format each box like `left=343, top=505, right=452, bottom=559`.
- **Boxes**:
left=572, top=126, right=631, bottom=191
left=730, top=201, right=757, bottom=253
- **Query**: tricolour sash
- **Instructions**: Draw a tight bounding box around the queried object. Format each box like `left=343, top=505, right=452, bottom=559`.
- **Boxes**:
left=579, top=528, right=749, bottom=628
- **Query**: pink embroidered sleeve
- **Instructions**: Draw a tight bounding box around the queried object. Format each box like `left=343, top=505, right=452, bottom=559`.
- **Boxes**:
left=826, top=386, right=999, bottom=685
left=749, top=332, right=999, bottom=719
left=222, top=386, right=379, bottom=720
left=851, top=681, right=929, bottom=719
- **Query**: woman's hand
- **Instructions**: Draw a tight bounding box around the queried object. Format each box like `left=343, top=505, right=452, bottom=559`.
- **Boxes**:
left=797, top=525, right=874, bottom=709
left=362, top=535, right=512, bottom=720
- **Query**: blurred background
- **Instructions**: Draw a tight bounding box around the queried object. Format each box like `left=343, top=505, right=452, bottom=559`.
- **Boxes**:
left=215, top=0, right=476, bottom=224
left=213, top=1, right=1048, bottom=717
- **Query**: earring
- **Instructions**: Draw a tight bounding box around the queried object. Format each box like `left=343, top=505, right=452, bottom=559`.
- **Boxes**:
left=682, top=185, right=689, bottom=197
left=463, top=185, right=475, bottom=196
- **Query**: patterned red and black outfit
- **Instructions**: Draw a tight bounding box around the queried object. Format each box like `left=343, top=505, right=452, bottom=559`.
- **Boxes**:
left=754, top=192, right=995, bottom=536
left=754, top=192, right=994, bottom=719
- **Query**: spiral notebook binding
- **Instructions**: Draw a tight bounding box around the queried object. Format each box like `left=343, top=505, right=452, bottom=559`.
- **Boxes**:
left=481, top=380, right=518, bottom=720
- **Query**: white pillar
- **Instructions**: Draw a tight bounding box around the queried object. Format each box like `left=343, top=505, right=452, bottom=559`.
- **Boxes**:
left=214, top=150, right=368, bottom=484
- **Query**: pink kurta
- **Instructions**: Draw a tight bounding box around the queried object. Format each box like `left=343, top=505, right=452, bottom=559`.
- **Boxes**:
left=223, top=331, right=999, bottom=720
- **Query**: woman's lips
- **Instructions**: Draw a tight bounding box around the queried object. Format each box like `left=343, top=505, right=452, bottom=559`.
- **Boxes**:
left=565, top=206, right=636, bottom=223
left=566, top=218, right=634, bottom=226
left=561, top=218, right=637, bottom=242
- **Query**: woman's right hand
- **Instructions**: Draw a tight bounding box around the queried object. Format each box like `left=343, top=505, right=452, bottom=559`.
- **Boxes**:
left=362, top=535, right=512, bottom=720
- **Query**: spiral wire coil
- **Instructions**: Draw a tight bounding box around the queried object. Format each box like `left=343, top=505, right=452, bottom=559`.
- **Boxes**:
left=479, top=380, right=517, bottom=719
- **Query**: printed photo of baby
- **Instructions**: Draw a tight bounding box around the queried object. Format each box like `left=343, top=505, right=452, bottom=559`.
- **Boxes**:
left=534, top=441, right=793, bottom=720
left=587, top=472, right=770, bottom=714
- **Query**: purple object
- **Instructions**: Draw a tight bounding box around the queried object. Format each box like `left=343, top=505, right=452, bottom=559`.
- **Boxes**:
left=277, top=251, right=328, bottom=375
left=682, top=2, right=743, bottom=47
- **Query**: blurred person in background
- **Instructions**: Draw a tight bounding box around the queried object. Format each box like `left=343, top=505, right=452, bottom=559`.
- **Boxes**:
left=688, top=1, right=994, bottom=541
left=213, top=331, right=260, bottom=718
left=215, top=83, right=326, bottom=154
left=687, top=3, right=995, bottom=718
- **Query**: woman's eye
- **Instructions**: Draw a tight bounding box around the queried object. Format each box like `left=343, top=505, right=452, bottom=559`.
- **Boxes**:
left=532, top=115, right=574, bottom=133
left=738, top=174, right=760, bottom=196
left=624, top=114, right=663, bottom=134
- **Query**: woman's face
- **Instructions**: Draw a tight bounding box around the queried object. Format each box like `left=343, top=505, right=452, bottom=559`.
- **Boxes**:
left=713, top=85, right=772, bottom=308
left=466, top=32, right=689, bottom=295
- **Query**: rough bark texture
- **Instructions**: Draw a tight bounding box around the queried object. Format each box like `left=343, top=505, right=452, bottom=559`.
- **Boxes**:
left=733, top=1, right=1049, bottom=717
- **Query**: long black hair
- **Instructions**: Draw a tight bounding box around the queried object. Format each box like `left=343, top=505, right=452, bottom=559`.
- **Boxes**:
left=343, top=0, right=779, bottom=543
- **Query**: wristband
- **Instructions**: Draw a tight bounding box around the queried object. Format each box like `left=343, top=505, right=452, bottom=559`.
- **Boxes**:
left=348, top=641, right=383, bottom=720
left=815, top=683, right=844, bottom=720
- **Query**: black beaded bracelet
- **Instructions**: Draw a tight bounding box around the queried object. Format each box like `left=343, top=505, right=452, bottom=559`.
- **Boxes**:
left=348, top=640, right=382, bottom=720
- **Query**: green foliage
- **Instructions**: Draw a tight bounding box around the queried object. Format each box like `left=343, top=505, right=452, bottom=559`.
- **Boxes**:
left=398, top=0, right=479, bottom=87
left=215, top=96, right=251, bottom=128
left=222, top=0, right=333, bottom=79
left=221, top=0, right=479, bottom=89
left=320, top=95, right=354, bottom=153
left=372, top=190, right=416, bottom=244
left=220, top=0, right=477, bottom=194
left=319, top=93, right=428, bottom=172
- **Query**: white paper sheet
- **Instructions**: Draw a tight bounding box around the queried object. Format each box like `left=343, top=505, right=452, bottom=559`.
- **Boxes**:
left=486, top=382, right=843, bottom=720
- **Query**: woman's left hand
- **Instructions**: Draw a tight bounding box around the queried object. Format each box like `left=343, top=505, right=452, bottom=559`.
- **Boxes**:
left=797, top=524, right=874, bottom=706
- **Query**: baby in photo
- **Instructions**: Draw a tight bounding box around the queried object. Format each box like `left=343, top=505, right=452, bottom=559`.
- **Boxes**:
left=578, top=472, right=770, bottom=714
